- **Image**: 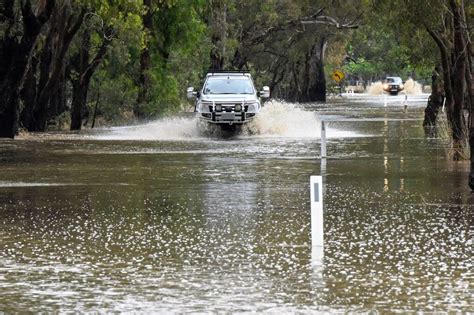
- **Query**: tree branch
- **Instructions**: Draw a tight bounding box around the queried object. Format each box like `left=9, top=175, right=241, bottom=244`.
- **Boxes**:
left=245, top=8, right=325, bottom=46
left=301, top=14, right=360, bottom=29
left=81, top=27, right=115, bottom=84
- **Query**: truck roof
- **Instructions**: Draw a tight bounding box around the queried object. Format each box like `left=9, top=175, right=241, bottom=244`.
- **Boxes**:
left=206, top=70, right=251, bottom=78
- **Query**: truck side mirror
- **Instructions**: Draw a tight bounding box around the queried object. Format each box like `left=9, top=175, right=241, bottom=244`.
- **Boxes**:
left=259, top=86, right=270, bottom=98
left=187, top=87, right=197, bottom=99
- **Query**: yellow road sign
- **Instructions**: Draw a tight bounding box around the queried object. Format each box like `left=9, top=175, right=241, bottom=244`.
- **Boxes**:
left=331, top=70, right=345, bottom=83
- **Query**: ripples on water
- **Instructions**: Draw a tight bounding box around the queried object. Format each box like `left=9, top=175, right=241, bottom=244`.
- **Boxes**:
left=1, top=184, right=471, bottom=312
left=0, top=96, right=472, bottom=312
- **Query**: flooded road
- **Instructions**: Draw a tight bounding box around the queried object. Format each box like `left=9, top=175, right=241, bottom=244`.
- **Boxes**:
left=0, top=94, right=472, bottom=312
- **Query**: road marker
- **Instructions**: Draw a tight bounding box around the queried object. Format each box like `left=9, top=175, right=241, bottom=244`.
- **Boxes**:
left=310, top=176, right=324, bottom=266
left=321, top=121, right=327, bottom=158
left=310, top=176, right=323, bottom=247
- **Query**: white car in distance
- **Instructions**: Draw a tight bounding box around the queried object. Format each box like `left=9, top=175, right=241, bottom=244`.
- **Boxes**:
left=383, top=76, right=404, bottom=95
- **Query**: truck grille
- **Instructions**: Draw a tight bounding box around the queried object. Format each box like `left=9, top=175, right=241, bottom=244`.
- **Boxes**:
left=203, top=102, right=247, bottom=113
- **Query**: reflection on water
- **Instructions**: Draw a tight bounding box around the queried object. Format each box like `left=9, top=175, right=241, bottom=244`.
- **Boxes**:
left=0, top=95, right=472, bottom=312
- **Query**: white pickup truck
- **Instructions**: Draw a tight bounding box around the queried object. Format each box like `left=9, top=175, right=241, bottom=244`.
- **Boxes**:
left=187, top=71, right=270, bottom=129
left=383, top=76, right=404, bottom=95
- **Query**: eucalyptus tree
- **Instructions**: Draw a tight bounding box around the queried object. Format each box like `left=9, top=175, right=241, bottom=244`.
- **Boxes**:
left=86, top=9, right=143, bottom=126
left=206, top=0, right=229, bottom=70
left=135, top=0, right=153, bottom=118
left=216, top=0, right=362, bottom=101
left=0, top=0, right=143, bottom=134
left=68, top=1, right=142, bottom=130
left=377, top=0, right=472, bottom=187
left=0, top=0, right=55, bottom=138
left=19, top=0, right=85, bottom=132
left=135, top=0, right=208, bottom=118
left=342, top=16, right=430, bottom=83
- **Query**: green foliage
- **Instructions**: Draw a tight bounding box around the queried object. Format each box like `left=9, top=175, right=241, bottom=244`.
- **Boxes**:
left=66, top=0, right=211, bottom=123
left=343, top=57, right=379, bottom=81
left=61, top=0, right=143, bottom=127
left=8, top=0, right=460, bottom=130
left=343, top=5, right=438, bottom=83
left=142, top=0, right=209, bottom=117
left=89, top=71, right=138, bottom=124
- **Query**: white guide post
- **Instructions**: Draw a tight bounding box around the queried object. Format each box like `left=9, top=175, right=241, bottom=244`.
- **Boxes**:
left=320, top=157, right=327, bottom=175
left=320, top=121, right=327, bottom=158
left=310, top=176, right=324, bottom=266
left=402, top=94, right=408, bottom=112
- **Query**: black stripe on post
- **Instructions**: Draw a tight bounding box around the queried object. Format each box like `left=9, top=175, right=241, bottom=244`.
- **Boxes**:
left=314, top=183, right=319, bottom=202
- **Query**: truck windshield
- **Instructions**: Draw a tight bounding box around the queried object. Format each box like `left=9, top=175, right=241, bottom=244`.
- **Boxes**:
left=203, top=78, right=254, bottom=95
left=386, top=77, right=401, bottom=84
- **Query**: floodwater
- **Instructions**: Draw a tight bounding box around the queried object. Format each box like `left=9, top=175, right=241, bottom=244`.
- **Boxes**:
left=0, top=94, right=472, bottom=313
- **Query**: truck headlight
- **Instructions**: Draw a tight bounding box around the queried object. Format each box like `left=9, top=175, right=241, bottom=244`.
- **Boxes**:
left=215, top=104, right=222, bottom=112
left=246, top=102, right=259, bottom=112
left=234, top=104, right=242, bottom=112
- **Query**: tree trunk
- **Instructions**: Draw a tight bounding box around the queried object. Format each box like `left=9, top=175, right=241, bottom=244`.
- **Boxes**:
left=461, top=2, right=474, bottom=189
left=468, top=59, right=473, bottom=190
left=27, top=28, right=55, bottom=129
left=469, top=115, right=474, bottom=191
left=71, top=79, right=89, bottom=130
left=33, top=4, right=85, bottom=131
left=449, top=0, right=467, bottom=160
left=70, top=28, right=113, bottom=130
left=70, top=30, right=90, bottom=130
left=20, top=55, right=39, bottom=131
left=209, top=3, right=227, bottom=69
left=91, top=82, right=100, bottom=129
left=0, top=86, right=21, bottom=138
left=423, top=66, right=444, bottom=130
left=290, top=62, right=301, bottom=101
left=0, top=0, right=55, bottom=138
left=135, top=0, right=153, bottom=118
left=269, top=60, right=287, bottom=97
left=426, top=27, right=462, bottom=160
left=301, top=49, right=311, bottom=101
left=298, top=38, right=327, bottom=102
left=48, top=69, right=67, bottom=120
left=231, top=49, right=246, bottom=70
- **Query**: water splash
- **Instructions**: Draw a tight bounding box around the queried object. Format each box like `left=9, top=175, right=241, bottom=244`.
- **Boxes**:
left=403, top=78, right=423, bottom=95
left=245, top=101, right=321, bottom=138
left=367, top=81, right=385, bottom=95
left=92, top=101, right=363, bottom=140
left=92, top=101, right=323, bottom=140
left=94, top=117, right=203, bottom=141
